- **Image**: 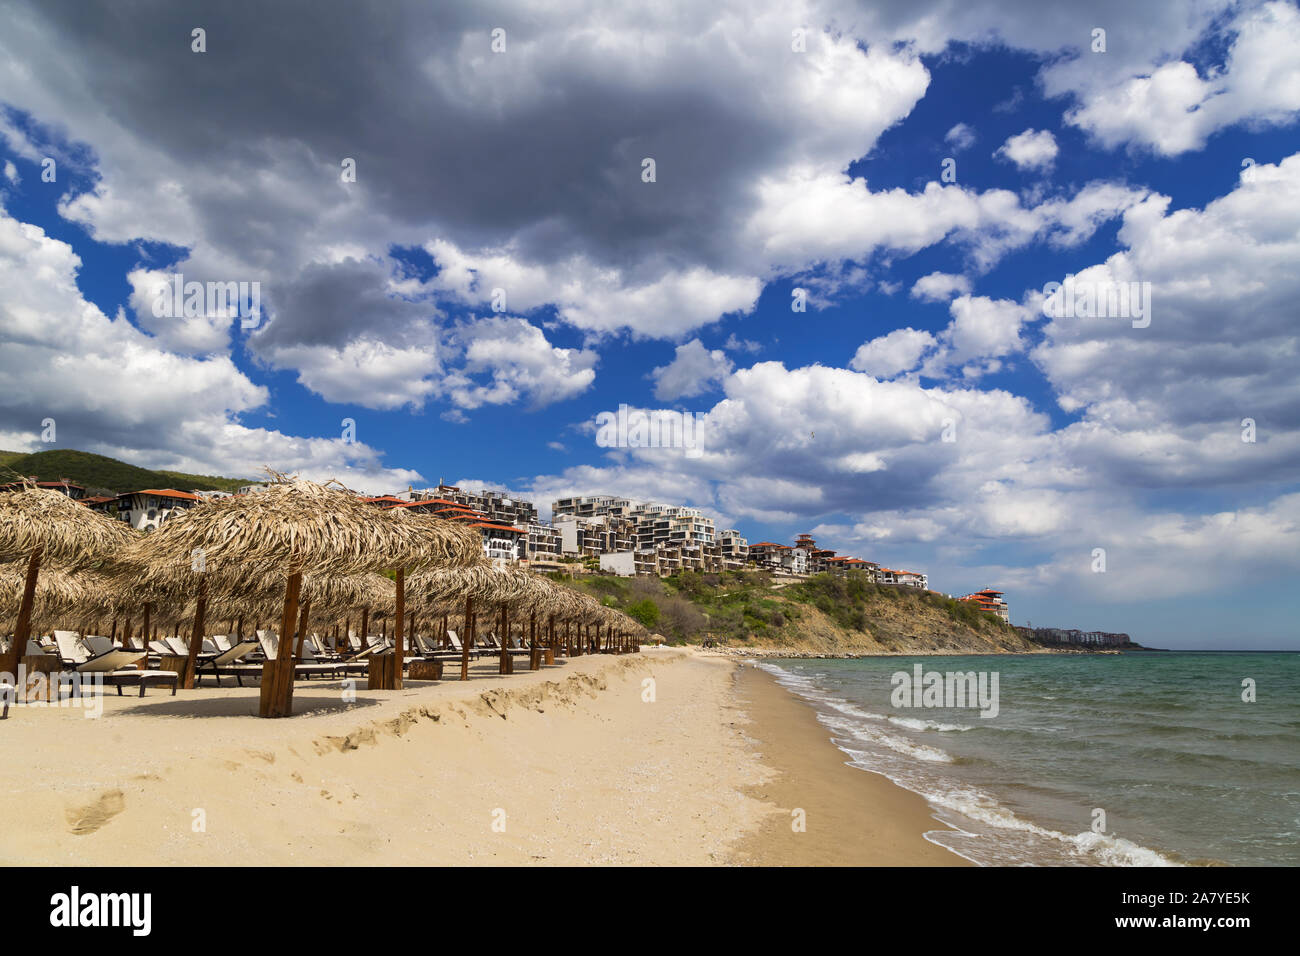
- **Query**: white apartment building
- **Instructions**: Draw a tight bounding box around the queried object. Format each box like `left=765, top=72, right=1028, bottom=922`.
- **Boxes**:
left=114, top=489, right=200, bottom=531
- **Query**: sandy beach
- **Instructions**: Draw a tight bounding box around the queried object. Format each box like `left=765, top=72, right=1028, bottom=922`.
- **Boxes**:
left=0, top=649, right=962, bottom=866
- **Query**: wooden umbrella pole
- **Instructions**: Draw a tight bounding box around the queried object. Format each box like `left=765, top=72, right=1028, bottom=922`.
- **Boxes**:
left=182, top=576, right=208, bottom=690
left=261, top=571, right=302, bottom=718
left=139, top=602, right=152, bottom=670
left=360, top=608, right=370, bottom=653
left=497, top=603, right=509, bottom=675
left=294, top=599, right=312, bottom=661
left=392, top=568, right=405, bottom=690
left=2, top=545, right=42, bottom=687
left=461, top=596, right=472, bottom=681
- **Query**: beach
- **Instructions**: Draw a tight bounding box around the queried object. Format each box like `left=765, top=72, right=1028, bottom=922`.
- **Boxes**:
left=0, top=648, right=962, bottom=866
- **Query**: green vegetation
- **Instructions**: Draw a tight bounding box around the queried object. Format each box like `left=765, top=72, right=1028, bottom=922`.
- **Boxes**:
left=558, top=568, right=793, bottom=644
left=0, top=449, right=250, bottom=495
left=556, top=568, right=1014, bottom=648
left=788, top=573, right=1010, bottom=633
left=624, top=598, right=660, bottom=628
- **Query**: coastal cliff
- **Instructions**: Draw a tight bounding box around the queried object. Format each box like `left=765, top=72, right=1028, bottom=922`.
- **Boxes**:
left=557, top=570, right=1061, bottom=655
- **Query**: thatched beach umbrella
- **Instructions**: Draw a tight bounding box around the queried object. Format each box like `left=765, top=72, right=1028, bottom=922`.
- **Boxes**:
left=118, top=476, right=481, bottom=715
left=407, top=562, right=537, bottom=679
left=0, top=564, right=94, bottom=638
left=0, top=485, right=132, bottom=700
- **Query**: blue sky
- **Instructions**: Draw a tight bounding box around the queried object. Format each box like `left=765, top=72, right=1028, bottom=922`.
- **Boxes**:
left=1, top=0, right=1298, bottom=647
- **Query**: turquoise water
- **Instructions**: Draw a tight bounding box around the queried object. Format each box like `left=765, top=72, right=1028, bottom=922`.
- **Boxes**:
left=761, top=652, right=1300, bottom=866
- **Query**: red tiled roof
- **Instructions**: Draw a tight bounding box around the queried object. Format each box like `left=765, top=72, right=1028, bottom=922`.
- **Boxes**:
left=472, top=522, right=525, bottom=534
left=121, top=489, right=200, bottom=501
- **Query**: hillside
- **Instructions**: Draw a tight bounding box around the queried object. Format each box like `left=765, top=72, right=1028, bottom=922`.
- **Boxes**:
left=0, top=449, right=249, bottom=495
left=553, top=569, right=1047, bottom=655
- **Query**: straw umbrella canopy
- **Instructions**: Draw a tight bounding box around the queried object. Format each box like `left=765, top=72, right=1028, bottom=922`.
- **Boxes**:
left=0, top=485, right=133, bottom=688
left=0, top=564, right=93, bottom=638
left=406, top=562, right=544, bottom=677
left=115, top=476, right=481, bottom=713
left=95, top=568, right=399, bottom=654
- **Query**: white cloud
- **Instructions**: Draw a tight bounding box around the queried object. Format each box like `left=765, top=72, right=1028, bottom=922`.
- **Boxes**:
left=1066, top=1, right=1300, bottom=156
left=995, top=128, right=1058, bottom=171
left=651, top=339, right=734, bottom=400
left=1030, top=152, right=1300, bottom=487
left=2, top=160, right=16, bottom=184
left=0, top=202, right=420, bottom=492
left=446, top=316, right=598, bottom=410
left=911, top=271, right=972, bottom=302
left=944, top=122, right=976, bottom=151
left=941, top=295, right=1036, bottom=368
left=850, top=328, right=937, bottom=378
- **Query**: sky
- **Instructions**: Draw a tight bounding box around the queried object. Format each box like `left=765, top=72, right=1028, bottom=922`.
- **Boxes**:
left=0, top=0, right=1297, bottom=648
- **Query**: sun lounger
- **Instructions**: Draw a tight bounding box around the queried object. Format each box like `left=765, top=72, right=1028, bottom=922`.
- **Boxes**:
left=194, top=640, right=263, bottom=687
left=487, top=632, right=531, bottom=657
left=445, top=630, right=481, bottom=660
left=82, top=636, right=115, bottom=656
left=256, top=631, right=348, bottom=680
left=300, top=643, right=368, bottom=678
left=50, top=634, right=178, bottom=697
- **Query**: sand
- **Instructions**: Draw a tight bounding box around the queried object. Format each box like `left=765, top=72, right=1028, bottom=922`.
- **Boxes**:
left=0, top=648, right=962, bottom=865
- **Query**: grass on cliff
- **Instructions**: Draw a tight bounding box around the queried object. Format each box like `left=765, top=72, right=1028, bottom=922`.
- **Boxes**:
left=0, top=449, right=249, bottom=495
left=550, top=569, right=1009, bottom=646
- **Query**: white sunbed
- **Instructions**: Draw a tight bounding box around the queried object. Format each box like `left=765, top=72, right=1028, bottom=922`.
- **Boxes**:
left=445, top=630, right=481, bottom=660
left=82, top=635, right=115, bottom=656
left=51, top=633, right=177, bottom=697
left=194, top=640, right=263, bottom=687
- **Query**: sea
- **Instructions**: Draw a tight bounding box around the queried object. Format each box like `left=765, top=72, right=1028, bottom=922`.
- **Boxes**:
left=758, top=652, right=1300, bottom=866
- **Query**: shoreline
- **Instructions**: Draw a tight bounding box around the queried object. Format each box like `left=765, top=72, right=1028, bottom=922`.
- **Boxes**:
left=699, top=646, right=1126, bottom=658
left=726, top=661, right=967, bottom=866
left=1, top=648, right=966, bottom=865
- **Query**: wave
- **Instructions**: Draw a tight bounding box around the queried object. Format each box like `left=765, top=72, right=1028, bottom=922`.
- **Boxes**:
left=759, top=659, right=1182, bottom=867
left=887, top=715, right=975, bottom=733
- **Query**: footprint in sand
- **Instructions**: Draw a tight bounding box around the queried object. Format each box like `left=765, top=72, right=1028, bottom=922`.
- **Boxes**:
left=65, top=789, right=126, bottom=835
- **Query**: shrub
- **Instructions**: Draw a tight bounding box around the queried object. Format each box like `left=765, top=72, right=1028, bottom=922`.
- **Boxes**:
left=626, top=598, right=661, bottom=629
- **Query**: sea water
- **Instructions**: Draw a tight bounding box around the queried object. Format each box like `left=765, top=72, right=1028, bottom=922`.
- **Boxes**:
left=759, top=652, right=1300, bottom=866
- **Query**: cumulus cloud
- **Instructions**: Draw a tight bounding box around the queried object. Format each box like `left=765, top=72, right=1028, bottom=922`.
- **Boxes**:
left=443, top=316, right=598, bottom=411
left=1032, top=152, right=1300, bottom=487
left=1066, top=1, right=1300, bottom=156
left=995, top=128, right=1059, bottom=171
left=911, top=271, right=972, bottom=302
left=651, top=339, right=734, bottom=400
left=0, top=201, right=420, bottom=491
left=944, top=122, right=976, bottom=151
left=850, top=328, right=937, bottom=378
